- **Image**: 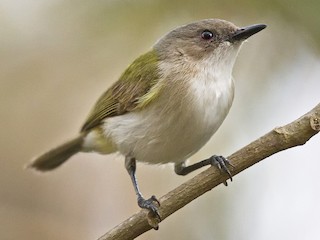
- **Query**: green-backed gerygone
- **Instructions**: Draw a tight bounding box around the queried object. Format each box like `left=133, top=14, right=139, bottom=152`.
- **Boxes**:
left=28, top=19, right=266, bottom=221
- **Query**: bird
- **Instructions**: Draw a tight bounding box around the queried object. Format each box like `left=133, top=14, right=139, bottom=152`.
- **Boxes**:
left=28, top=18, right=266, bottom=222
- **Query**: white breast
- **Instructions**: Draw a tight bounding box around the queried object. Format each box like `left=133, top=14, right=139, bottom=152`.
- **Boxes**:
left=102, top=56, right=235, bottom=164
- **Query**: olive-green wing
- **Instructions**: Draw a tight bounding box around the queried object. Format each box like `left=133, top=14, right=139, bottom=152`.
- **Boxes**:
left=81, top=50, right=161, bottom=132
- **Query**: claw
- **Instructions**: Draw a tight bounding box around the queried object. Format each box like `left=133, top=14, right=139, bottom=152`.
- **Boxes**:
left=150, top=195, right=161, bottom=206
left=210, top=155, right=233, bottom=186
left=138, top=195, right=161, bottom=229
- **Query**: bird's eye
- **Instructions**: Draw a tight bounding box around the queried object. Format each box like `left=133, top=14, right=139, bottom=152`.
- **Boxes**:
left=201, top=30, right=214, bottom=40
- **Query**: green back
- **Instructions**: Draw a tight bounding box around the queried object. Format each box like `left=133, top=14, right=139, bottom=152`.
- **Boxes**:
left=81, top=50, right=160, bottom=132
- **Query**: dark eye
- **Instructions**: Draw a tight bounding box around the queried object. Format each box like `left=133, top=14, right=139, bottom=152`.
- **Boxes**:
left=201, top=30, right=214, bottom=40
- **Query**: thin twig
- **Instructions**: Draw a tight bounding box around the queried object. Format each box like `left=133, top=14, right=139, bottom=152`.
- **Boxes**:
left=98, top=103, right=320, bottom=240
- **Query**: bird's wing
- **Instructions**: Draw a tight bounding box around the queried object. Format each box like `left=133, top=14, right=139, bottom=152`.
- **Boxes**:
left=81, top=50, right=162, bottom=132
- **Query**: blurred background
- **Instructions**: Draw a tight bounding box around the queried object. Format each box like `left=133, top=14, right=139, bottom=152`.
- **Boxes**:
left=1, top=0, right=319, bottom=239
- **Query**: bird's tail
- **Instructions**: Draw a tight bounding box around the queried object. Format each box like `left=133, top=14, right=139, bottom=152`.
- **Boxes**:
left=27, top=134, right=85, bottom=171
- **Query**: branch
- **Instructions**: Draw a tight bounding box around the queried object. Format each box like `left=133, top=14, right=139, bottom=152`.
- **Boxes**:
left=98, top=103, right=320, bottom=240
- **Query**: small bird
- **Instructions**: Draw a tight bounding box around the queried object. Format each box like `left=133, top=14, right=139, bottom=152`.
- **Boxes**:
left=28, top=19, right=266, bottom=221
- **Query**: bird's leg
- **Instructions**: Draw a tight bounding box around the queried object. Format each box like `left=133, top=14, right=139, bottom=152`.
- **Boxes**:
left=174, top=155, right=233, bottom=186
left=125, top=155, right=161, bottom=224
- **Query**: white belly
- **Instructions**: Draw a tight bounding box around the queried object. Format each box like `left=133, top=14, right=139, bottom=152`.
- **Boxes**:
left=102, top=74, right=234, bottom=164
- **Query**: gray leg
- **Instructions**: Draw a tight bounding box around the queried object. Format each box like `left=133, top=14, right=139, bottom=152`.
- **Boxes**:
left=174, top=155, right=233, bottom=186
left=125, top=156, right=161, bottom=222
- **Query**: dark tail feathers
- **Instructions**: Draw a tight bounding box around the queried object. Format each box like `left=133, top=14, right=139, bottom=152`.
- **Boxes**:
left=27, top=134, right=85, bottom=171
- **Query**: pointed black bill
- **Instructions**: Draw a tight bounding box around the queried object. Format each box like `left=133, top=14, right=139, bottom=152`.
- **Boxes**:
left=231, top=24, right=267, bottom=41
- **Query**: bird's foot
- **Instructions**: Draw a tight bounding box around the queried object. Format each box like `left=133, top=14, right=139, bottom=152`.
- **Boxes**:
left=138, top=195, right=161, bottom=229
left=210, top=155, right=233, bottom=186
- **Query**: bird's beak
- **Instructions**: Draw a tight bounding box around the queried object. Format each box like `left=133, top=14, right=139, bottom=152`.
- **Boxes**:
left=230, top=24, right=267, bottom=41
